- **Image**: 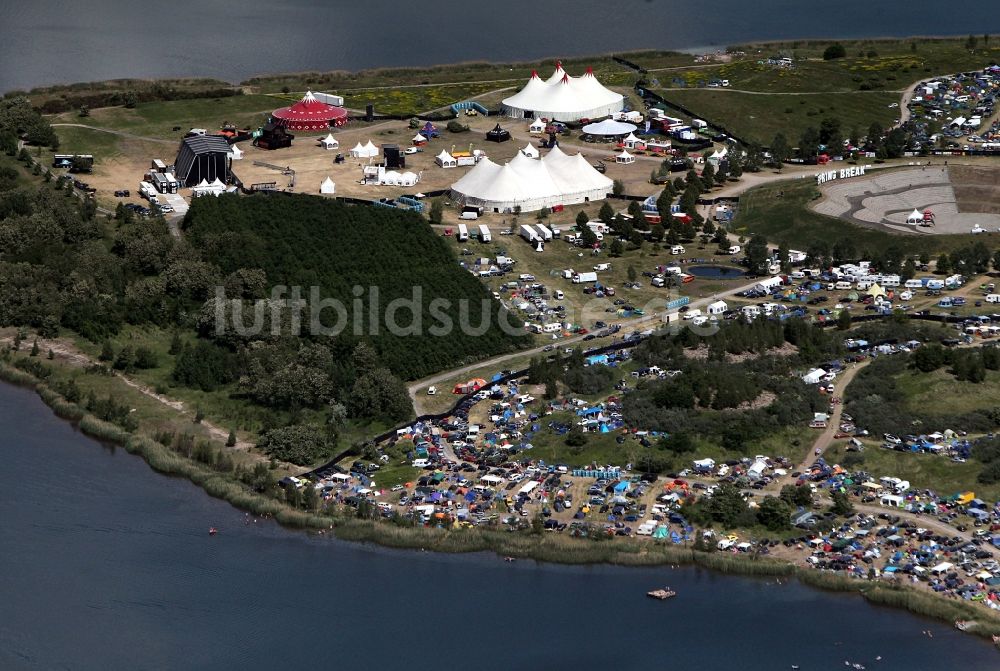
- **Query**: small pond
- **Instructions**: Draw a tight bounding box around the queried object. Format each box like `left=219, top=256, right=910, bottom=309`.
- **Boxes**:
left=687, top=265, right=747, bottom=279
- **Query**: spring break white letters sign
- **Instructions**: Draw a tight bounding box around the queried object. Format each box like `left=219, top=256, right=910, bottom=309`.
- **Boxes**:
left=815, top=165, right=870, bottom=185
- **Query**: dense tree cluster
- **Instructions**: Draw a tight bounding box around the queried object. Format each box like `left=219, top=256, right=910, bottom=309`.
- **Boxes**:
left=182, top=194, right=527, bottom=381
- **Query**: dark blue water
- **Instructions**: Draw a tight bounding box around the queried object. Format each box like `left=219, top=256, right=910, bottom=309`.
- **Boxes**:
left=2, top=0, right=999, bottom=93
left=688, top=264, right=747, bottom=278
left=0, top=382, right=997, bottom=669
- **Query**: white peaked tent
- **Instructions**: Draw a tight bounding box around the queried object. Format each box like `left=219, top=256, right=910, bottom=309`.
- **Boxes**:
left=450, top=145, right=613, bottom=213
left=615, top=149, right=635, bottom=164
left=320, top=176, right=336, bottom=194
left=529, top=118, right=546, bottom=134
left=400, top=171, right=419, bottom=186
left=435, top=150, right=457, bottom=168
left=228, top=144, right=244, bottom=160
left=582, top=119, right=636, bottom=136
left=320, top=134, right=339, bottom=150
left=906, top=209, right=924, bottom=224
left=350, top=141, right=379, bottom=159
left=520, top=143, right=540, bottom=158
left=503, top=64, right=625, bottom=121
left=412, top=133, right=427, bottom=145
left=622, top=133, right=644, bottom=149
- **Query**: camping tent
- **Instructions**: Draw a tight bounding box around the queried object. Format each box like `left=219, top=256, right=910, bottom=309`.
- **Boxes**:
left=502, top=64, right=624, bottom=121
left=228, top=144, right=244, bottom=160
left=435, top=150, right=457, bottom=168
left=320, top=176, right=335, bottom=194
left=486, top=124, right=511, bottom=143
left=320, top=134, right=339, bottom=150
left=520, top=143, right=540, bottom=158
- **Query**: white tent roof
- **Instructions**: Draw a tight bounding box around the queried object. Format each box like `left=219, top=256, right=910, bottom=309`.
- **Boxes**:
left=229, top=144, right=243, bottom=158
left=450, top=144, right=613, bottom=212
left=320, top=176, right=335, bottom=193
left=529, top=117, right=546, bottom=130
left=520, top=143, right=540, bottom=158
left=907, top=209, right=923, bottom=222
left=502, top=65, right=624, bottom=121
left=622, top=133, right=641, bottom=144
left=210, top=178, right=225, bottom=188
left=321, top=133, right=338, bottom=147
left=582, top=119, right=637, bottom=136
left=616, top=149, right=634, bottom=160
left=413, top=133, right=427, bottom=143
left=436, top=149, right=455, bottom=162
left=363, top=140, right=378, bottom=153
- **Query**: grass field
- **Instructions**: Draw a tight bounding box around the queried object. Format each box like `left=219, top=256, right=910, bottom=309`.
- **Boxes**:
left=733, top=178, right=976, bottom=256
left=895, top=367, right=1000, bottom=416
left=50, top=95, right=283, bottom=141
left=659, top=89, right=899, bottom=146
left=338, top=82, right=515, bottom=115
left=825, top=443, right=1000, bottom=501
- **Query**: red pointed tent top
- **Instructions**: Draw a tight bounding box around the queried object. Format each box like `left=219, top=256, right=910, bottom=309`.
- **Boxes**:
left=530, top=70, right=539, bottom=78
left=556, top=60, right=562, bottom=68
left=561, top=73, right=570, bottom=84
left=586, top=66, right=594, bottom=74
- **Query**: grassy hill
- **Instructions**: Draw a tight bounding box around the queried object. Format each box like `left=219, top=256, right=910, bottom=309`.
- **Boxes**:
left=183, top=194, right=529, bottom=380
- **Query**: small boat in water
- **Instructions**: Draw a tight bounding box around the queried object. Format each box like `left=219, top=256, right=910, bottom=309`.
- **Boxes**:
left=504, top=556, right=515, bottom=562
left=647, top=587, right=676, bottom=600
left=954, top=620, right=972, bottom=631
left=208, top=527, right=218, bottom=536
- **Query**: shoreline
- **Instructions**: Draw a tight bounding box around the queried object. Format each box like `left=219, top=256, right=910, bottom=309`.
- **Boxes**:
left=3, top=360, right=1000, bottom=643
left=6, top=34, right=987, bottom=97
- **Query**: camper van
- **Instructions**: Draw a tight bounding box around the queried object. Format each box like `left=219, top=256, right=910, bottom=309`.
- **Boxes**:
left=478, top=224, right=491, bottom=242
left=727, top=245, right=741, bottom=255
left=554, top=290, right=564, bottom=300
left=904, top=279, right=924, bottom=289
left=987, top=294, right=1000, bottom=304
left=457, top=223, right=469, bottom=241
left=651, top=277, right=665, bottom=288
left=670, top=245, right=685, bottom=255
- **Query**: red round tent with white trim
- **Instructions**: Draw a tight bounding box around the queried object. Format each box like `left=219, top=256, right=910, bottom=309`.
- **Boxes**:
left=271, top=91, right=348, bottom=131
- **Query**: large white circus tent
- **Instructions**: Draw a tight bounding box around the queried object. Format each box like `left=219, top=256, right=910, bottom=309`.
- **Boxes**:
left=450, top=145, right=613, bottom=213
left=502, top=62, right=624, bottom=121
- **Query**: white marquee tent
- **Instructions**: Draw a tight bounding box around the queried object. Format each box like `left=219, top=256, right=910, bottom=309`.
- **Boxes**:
left=582, top=119, right=637, bottom=136
left=349, top=141, right=379, bottom=158
left=529, top=118, right=546, bottom=134
left=320, top=134, right=339, bottom=150
left=520, top=143, right=540, bottom=158
left=615, top=149, right=635, bottom=164
left=412, top=133, right=428, bottom=146
left=450, top=145, right=613, bottom=213
left=502, top=64, right=625, bottom=121
left=320, top=176, right=336, bottom=194
left=435, top=150, right=457, bottom=168
left=906, top=209, right=924, bottom=224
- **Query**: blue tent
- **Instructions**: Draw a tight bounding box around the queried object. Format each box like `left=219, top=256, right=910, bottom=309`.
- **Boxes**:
left=613, top=481, right=630, bottom=494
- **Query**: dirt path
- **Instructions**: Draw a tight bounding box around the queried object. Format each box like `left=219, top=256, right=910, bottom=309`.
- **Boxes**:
left=2, top=335, right=256, bottom=452
left=792, top=360, right=869, bottom=476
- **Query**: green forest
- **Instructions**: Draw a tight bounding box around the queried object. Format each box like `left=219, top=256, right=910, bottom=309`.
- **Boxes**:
left=182, top=194, right=528, bottom=380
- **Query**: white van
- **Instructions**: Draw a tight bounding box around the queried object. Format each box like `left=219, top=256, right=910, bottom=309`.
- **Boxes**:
left=834, top=281, right=853, bottom=290
left=904, top=279, right=924, bottom=289
left=987, top=294, right=1000, bottom=304
left=412, top=459, right=430, bottom=468
left=554, top=290, right=564, bottom=300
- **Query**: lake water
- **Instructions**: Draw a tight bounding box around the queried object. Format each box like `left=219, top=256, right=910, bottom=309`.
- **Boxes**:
left=1, top=381, right=997, bottom=670
left=2, top=1, right=998, bottom=93
left=688, top=264, right=748, bottom=279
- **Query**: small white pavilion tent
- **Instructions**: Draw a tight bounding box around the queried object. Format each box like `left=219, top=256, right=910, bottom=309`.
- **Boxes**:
left=529, top=118, right=546, bottom=134
left=435, top=150, right=457, bottom=168
left=320, top=176, right=336, bottom=194
left=906, top=209, right=924, bottom=224
left=228, top=144, right=244, bottom=160
left=615, top=149, right=635, bottom=164
left=320, top=134, right=339, bottom=150
left=520, top=143, right=540, bottom=158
